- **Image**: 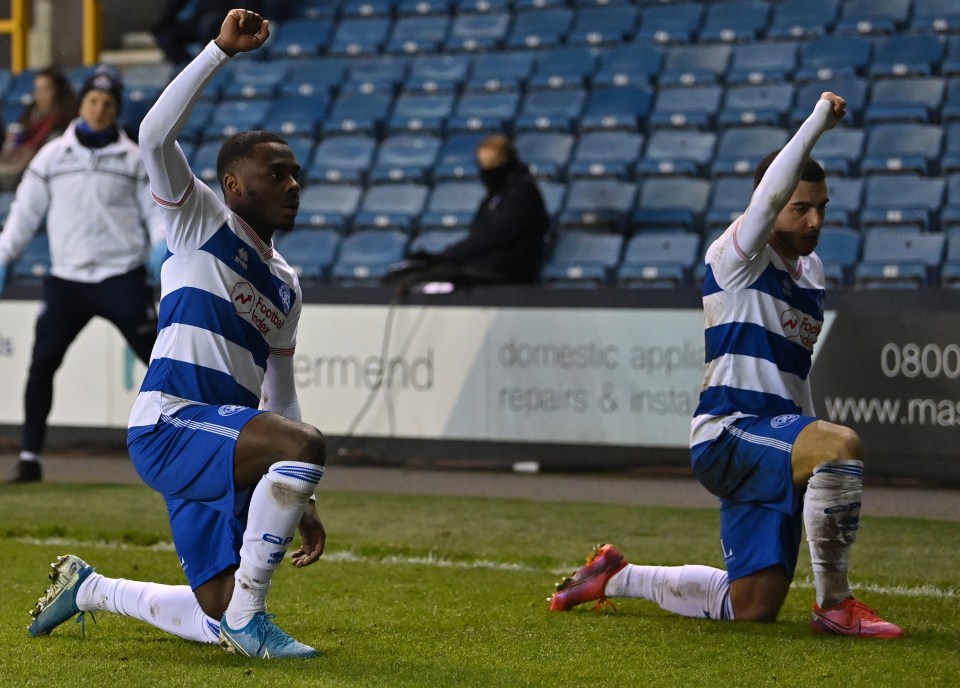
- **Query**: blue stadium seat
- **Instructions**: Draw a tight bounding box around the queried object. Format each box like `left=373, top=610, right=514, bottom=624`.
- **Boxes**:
left=854, top=228, right=945, bottom=288
left=347, top=56, right=410, bottom=90
left=942, top=76, right=960, bottom=122
left=514, top=88, right=586, bottom=133
left=353, top=183, right=430, bottom=233
left=515, top=132, right=575, bottom=180
left=727, top=42, right=799, bottom=84
left=705, top=176, right=754, bottom=229
left=636, top=130, right=717, bottom=178
left=824, top=177, right=864, bottom=228
left=445, top=12, right=510, bottom=52
left=120, top=63, right=173, bottom=90
left=386, top=15, right=450, bottom=55
left=307, top=135, right=377, bottom=184
left=718, top=83, right=796, bottom=128
left=695, top=228, right=724, bottom=284
left=943, top=173, right=960, bottom=230
left=329, top=17, right=392, bottom=56
left=514, top=0, right=566, bottom=9
left=506, top=8, right=574, bottom=49
left=220, top=60, right=289, bottom=100
left=277, top=0, right=340, bottom=20
left=864, top=77, right=946, bottom=125
left=567, top=131, right=644, bottom=180
left=817, top=226, right=861, bottom=287
left=447, top=91, right=520, bottom=133
left=408, top=229, right=469, bottom=256
left=594, top=45, right=663, bottom=89
left=205, top=100, right=270, bottom=139
left=264, top=19, right=333, bottom=59
left=834, top=0, right=912, bottom=36
left=11, top=233, right=50, bottom=284
left=432, top=132, right=486, bottom=181
left=263, top=94, right=328, bottom=138
left=456, top=0, right=508, bottom=13
left=122, top=86, right=161, bottom=136
left=699, top=0, right=771, bottom=44
left=796, top=35, right=872, bottom=80
left=912, top=0, right=960, bottom=33
left=284, top=137, right=316, bottom=172
left=4, top=68, right=40, bottom=106
left=616, top=232, right=700, bottom=288
left=537, top=180, right=568, bottom=222
left=321, top=90, right=393, bottom=137
left=648, top=85, right=723, bottom=130
left=467, top=51, right=537, bottom=93
left=528, top=47, right=598, bottom=91
left=660, top=44, right=732, bottom=85
left=419, top=181, right=485, bottom=231
left=636, top=2, right=704, bottom=45
left=559, top=179, right=637, bottom=233
left=540, top=230, right=624, bottom=287
left=340, top=0, right=394, bottom=18
left=369, top=134, right=442, bottom=184
left=567, top=5, right=639, bottom=47
left=869, top=34, right=946, bottom=78
left=580, top=84, right=655, bottom=133
left=398, top=0, right=449, bottom=16
left=388, top=92, right=455, bottom=135
left=812, top=127, right=866, bottom=176
left=767, top=0, right=838, bottom=40
left=331, top=229, right=409, bottom=286
left=943, top=122, right=960, bottom=174
left=941, top=231, right=960, bottom=287
left=633, top=177, right=712, bottom=233
left=297, top=184, right=364, bottom=232
left=405, top=54, right=470, bottom=93
left=278, top=57, right=347, bottom=99
left=861, top=175, right=946, bottom=232
left=711, top=126, right=789, bottom=176
left=275, top=229, right=340, bottom=282
left=861, top=123, right=944, bottom=176
left=791, top=78, right=869, bottom=127
left=178, top=101, right=214, bottom=144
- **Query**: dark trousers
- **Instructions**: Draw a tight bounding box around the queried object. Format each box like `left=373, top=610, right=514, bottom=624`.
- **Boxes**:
left=22, top=267, right=158, bottom=454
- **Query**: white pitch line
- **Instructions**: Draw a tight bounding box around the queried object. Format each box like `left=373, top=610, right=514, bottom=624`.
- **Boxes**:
left=18, top=537, right=959, bottom=600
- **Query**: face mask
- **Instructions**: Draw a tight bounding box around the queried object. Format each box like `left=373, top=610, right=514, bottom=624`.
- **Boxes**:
left=479, top=162, right=512, bottom=194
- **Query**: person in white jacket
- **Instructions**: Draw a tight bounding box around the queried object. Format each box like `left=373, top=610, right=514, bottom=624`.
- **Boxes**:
left=0, top=66, right=165, bottom=483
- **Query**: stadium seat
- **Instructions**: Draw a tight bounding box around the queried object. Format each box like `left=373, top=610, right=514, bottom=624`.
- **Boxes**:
left=397, top=0, right=449, bottom=17
left=347, top=56, right=410, bottom=90
left=405, top=54, right=470, bottom=93
left=540, top=230, right=624, bottom=287
left=506, top=8, right=574, bottom=49
left=940, top=231, right=960, bottom=287
left=711, top=126, right=789, bottom=176
left=419, top=181, right=485, bottom=231
left=122, top=87, right=161, bottom=137
left=515, top=132, right=575, bottom=180
left=718, top=83, right=796, bottom=128
left=942, top=76, right=960, bottom=122
left=275, top=229, right=340, bottom=282
left=321, top=90, right=393, bottom=137
left=861, top=175, right=946, bottom=232
left=943, top=173, right=960, bottom=230
left=580, top=84, right=655, bottom=133
left=11, top=233, right=50, bottom=285
left=660, top=44, right=732, bottom=85
left=455, top=0, right=508, bottom=14
left=277, top=0, right=339, bottom=20
left=369, top=134, right=442, bottom=184
left=861, top=123, right=944, bottom=176
left=863, top=77, right=946, bottom=125
left=868, top=34, right=946, bottom=78
left=178, top=101, right=214, bottom=145
left=205, top=100, right=270, bottom=139
left=408, top=229, right=469, bottom=256
left=340, top=0, right=393, bottom=18
left=353, top=183, right=430, bottom=234
left=447, top=91, right=520, bottom=134
left=277, top=57, right=347, bottom=99
left=297, top=184, right=364, bottom=232
left=637, top=130, right=717, bottom=178
left=812, top=127, right=865, bottom=177
left=386, top=15, right=450, bottom=55
left=824, top=177, right=864, bottom=228
left=633, top=177, right=712, bottom=233
left=331, top=229, right=409, bottom=286
left=694, top=228, right=724, bottom=284
left=307, top=135, right=377, bottom=184
left=120, top=63, right=173, bottom=90
left=329, top=17, right=391, bottom=56
left=432, top=132, right=486, bottom=181
left=527, top=47, right=598, bottom=91
left=559, top=179, right=637, bottom=233
left=567, top=131, right=644, bottom=180
left=727, top=42, right=799, bottom=84
left=791, top=78, right=869, bottom=127
left=263, top=94, right=328, bottom=138
left=567, top=5, right=639, bottom=47
left=767, top=0, right=838, bottom=40
left=387, top=92, right=455, bottom=135
left=264, top=19, right=333, bottom=59
left=943, top=122, right=960, bottom=174
left=699, top=0, right=771, bottom=44
left=514, top=88, right=586, bottom=133
left=636, top=2, right=704, bottom=45
left=465, top=51, right=536, bottom=93
left=833, top=0, right=912, bottom=36
left=854, top=228, right=945, bottom=288
left=817, top=226, right=861, bottom=287
left=616, top=232, right=700, bottom=288
left=796, top=35, right=872, bottom=81
left=912, top=0, right=960, bottom=33
left=649, top=85, right=724, bottom=130
left=445, top=12, right=510, bottom=52
left=705, top=176, right=754, bottom=229
left=537, top=180, right=568, bottom=223
left=594, top=44, right=664, bottom=88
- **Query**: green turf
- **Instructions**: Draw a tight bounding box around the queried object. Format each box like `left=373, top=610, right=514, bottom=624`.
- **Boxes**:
left=2, top=481, right=958, bottom=687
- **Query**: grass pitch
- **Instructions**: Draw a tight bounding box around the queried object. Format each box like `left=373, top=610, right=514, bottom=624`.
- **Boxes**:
left=1, top=480, right=958, bottom=687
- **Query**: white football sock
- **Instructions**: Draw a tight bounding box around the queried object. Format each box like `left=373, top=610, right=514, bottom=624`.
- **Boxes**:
left=77, top=573, right=220, bottom=643
left=803, top=459, right=863, bottom=608
left=605, top=564, right=734, bottom=620
left=225, top=460, right=324, bottom=630
left=19, top=451, right=40, bottom=462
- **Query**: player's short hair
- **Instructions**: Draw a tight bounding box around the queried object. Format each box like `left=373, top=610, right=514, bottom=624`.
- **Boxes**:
left=753, top=150, right=826, bottom=189
left=217, top=130, right=289, bottom=182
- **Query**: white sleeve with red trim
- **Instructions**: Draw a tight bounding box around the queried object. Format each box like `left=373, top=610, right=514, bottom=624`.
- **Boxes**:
left=734, top=99, right=837, bottom=259
left=138, top=41, right=231, bottom=252
left=262, top=286, right=301, bottom=420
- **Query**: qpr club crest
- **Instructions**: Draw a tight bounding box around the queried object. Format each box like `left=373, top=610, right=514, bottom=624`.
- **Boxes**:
left=218, top=405, right=246, bottom=416
left=279, top=283, right=292, bottom=314
left=771, top=414, right=800, bottom=428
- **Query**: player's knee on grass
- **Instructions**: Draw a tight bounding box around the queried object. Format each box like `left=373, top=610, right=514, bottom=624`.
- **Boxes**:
left=729, top=568, right=790, bottom=622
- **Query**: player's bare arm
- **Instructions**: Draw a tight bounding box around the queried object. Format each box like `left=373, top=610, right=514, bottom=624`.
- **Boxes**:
left=214, top=9, right=270, bottom=57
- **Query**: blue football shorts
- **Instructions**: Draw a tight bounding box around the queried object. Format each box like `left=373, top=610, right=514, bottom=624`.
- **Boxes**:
left=128, top=404, right=264, bottom=589
left=692, top=413, right=817, bottom=582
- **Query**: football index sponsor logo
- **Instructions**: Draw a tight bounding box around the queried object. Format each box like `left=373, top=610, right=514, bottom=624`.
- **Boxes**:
left=232, top=282, right=255, bottom=314
left=771, top=414, right=800, bottom=428
left=218, top=405, right=245, bottom=416
left=780, top=308, right=822, bottom=349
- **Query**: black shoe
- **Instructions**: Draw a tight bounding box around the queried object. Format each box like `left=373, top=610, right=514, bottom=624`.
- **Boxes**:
left=7, top=459, right=42, bottom=483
